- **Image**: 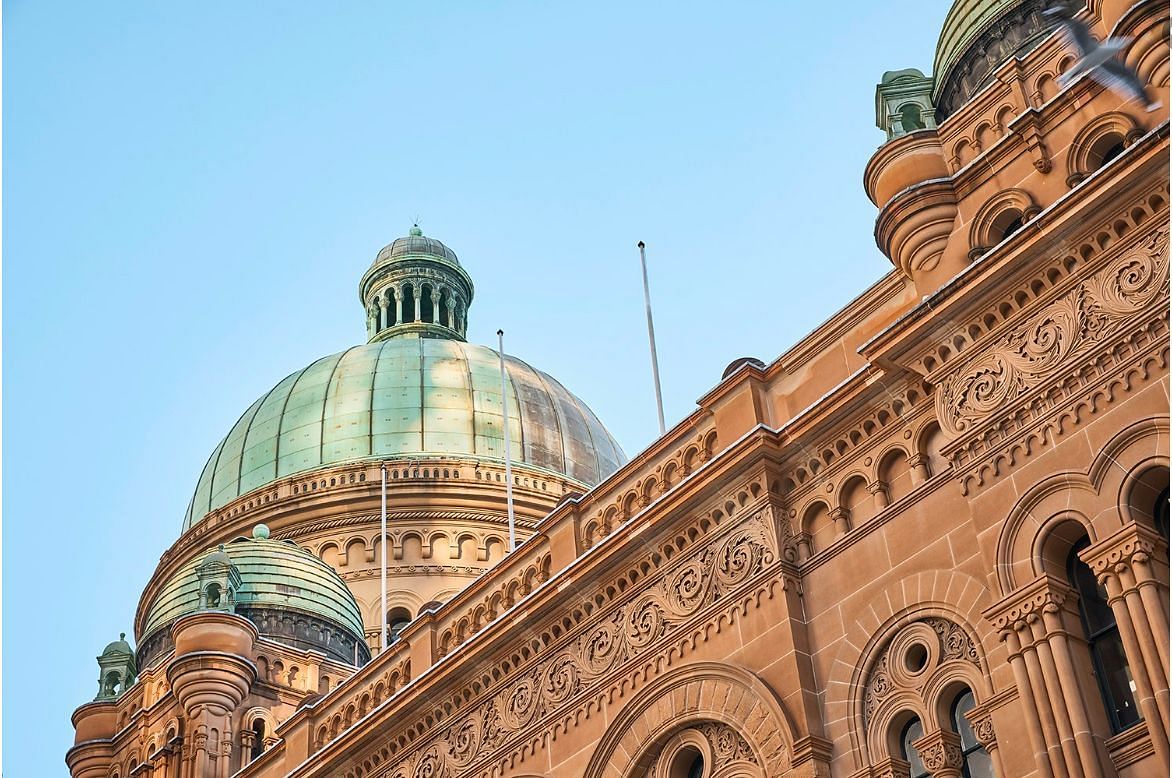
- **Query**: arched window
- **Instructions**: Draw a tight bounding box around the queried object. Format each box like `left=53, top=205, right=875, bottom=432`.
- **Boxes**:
left=900, top=717, right=929, bottom=778
left=950, top=689, right=994, bottom=777
left=205, top=583, right=221, bottom=608
left=250, top=718, right=265, bottom=761
left=387, top=607, right=412, bottom=643
left=1067, top=538, right=1141, bottom=732
left=899, top=103, right=925, bottom=131
left=438, top=290, right=451, bottom=327
left=1088, top=133, right=1126, bottom=170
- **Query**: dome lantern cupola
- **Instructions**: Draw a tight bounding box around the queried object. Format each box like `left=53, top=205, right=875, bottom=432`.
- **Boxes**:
left=359, top=225, right=475, bottom=342
left=94, top=634, right=136, bottom=701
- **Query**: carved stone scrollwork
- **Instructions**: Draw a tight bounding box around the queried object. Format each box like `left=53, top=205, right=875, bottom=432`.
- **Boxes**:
left=863, top=618, right=980, bottom=725
left=913, top=729, right=963, bottom=777
left=385, top=520, right=777, bottom=778
left=937, top=226, right=1169, bottom=437
left=696, top=722, right=757, bottom=767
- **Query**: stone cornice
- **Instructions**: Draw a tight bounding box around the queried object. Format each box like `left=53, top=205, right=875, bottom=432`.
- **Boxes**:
left=858, top=125, right=1169, bottom=369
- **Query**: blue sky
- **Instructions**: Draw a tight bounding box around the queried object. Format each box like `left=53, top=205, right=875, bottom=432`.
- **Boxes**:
left=4, top=2, right=945, bottom=772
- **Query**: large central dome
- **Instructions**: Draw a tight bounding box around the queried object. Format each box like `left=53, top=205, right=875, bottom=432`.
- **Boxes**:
left=184, top=228, right=626, bottom=529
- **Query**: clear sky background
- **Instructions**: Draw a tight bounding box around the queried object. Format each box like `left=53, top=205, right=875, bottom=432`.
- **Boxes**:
left=5, top=1, right=947, bottom=773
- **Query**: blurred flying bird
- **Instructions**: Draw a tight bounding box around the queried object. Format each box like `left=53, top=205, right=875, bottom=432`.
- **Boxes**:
left=1043, top=5, right=1160, bottom=111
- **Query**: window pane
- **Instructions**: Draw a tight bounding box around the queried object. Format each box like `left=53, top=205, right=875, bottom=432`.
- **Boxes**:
left=951, top=690, right=979, bottom=750
left=901, top=718, right=928, bottom=778
left=1096, top=631, right=1142, bottom=730
left=1069, top=552, right=1115, bottom=634
left=964, top=747, right=995, bottom=778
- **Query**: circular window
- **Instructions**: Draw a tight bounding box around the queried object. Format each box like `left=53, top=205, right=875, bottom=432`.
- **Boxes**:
left=905, top=642, right=929, bottom=673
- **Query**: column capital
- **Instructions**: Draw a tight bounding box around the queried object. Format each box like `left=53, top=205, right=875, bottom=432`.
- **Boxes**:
left=868, top=479, right=890, bottom=495
left=963, top=704, right=997, bottom=750
left=912, top=729, right=963, bottom=776
left=983, top=574, right=1075, bottom=636
left=1078, top=522, right=1165, bottom=581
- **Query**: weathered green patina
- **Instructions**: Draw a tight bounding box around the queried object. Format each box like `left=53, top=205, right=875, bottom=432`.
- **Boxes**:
left=141, top=528, right=366, bottom=663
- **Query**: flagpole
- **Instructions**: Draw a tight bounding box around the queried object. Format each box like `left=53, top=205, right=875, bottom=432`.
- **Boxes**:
left=380, top=463, right=388, bottom=651
left=498, top=329, right=517, bottom=552
left=638, top=241, right=666, bottom=435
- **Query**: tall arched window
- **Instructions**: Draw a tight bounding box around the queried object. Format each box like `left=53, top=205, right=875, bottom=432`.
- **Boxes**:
left=1067, top=538, right=1142, bottom=732
left=900, top=717, right=929, bottom=778
left=250, top=718, right=266, bottom=761
left=950, top=689, right=993, bottom=777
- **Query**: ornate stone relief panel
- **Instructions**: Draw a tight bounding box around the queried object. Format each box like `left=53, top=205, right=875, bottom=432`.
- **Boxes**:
left=863, top=618, right=980, bottom=726
left=348, top=509, right=778, bottom=778
left=937, top=226, right=1169, bottom=438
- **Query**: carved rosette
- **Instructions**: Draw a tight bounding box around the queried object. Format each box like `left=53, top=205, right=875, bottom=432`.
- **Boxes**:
left=937, top=226, right=1169, bottom=437
left=385, top=518, right=776, bottom=778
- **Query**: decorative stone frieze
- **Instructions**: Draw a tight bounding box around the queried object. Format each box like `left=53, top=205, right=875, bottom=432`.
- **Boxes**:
left=345, top=509, right=778, bottom=777
left=938, top=225, right=1169, bottom=438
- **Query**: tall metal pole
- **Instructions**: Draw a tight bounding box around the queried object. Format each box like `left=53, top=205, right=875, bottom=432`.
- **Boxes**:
left=380, top=463, right=388, bottom=651
left=498, top=329, right=518, bottom=552
left=638, top=241, right=667, bottom=435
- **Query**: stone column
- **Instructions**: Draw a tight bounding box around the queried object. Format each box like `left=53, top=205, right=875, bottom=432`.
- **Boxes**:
left=239, top=730, right=256, bottom=767
left=1015, top=618, right=1070, bottom=777
left=379, top=297, right=388, bottom=330
left=413, top=287, right=421, bottom=322
left=964, top=704, right=1005, bottom=778
left=908, top=454, right=930, bottom=486
left=1002, top=625, right=1055, bottom=778
left=794, top=532, right=812, bottom=563
left=430, top=291, right=441, bottom=324
left=830, top=506, right=851, bottom=538
left=394, top=288, right=404, bottom=326
left=1081, top=524, right=1171, bottom=760
left=1039, top=599, right=1106, bottom=778
left=986, top=579, right=1087, bottom=778
left=869, top=480, right=890, bottom=511
left=1026, top=614, right=1083, bottom=776
left=912, top=729, right=963, bottom=778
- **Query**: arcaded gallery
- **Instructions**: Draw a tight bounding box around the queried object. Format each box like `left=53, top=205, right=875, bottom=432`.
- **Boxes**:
left=67, top=1, right=1170, bottom=776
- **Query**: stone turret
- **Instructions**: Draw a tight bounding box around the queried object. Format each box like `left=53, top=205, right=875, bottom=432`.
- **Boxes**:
left=94, top=634, right=136, bottom=701
left=166, top=612, right=258, bottom=778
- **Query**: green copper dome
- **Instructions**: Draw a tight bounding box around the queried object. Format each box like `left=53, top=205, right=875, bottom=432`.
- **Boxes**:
left=140, top=532, right=367, bottom=666
left=934, top=0, right=1021, bottom=89
left=185, top=338, right=626, bottom=528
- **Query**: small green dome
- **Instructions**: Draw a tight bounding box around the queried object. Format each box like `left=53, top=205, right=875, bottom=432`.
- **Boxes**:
left=185, top=338, right=626, bottom=528
left=140, top=533, right=367, bottom=666
left=102, top=634, right=133, bottom=656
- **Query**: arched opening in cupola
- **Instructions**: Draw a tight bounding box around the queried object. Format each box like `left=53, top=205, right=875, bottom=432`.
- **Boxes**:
left=401, top=285, right=416, bottom=323
left=420, top=284, right=434, bottom=323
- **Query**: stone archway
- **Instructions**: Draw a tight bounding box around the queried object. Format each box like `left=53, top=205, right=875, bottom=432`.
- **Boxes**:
left=583, top=662, right=794, bottom=778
